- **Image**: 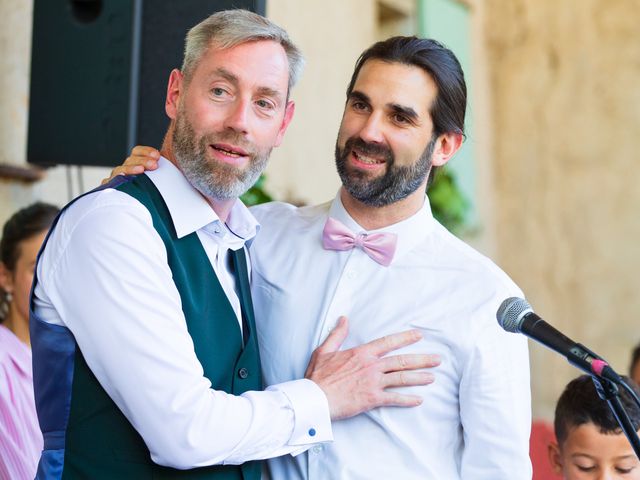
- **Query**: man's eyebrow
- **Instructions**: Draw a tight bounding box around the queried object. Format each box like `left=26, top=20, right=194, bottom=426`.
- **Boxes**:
left=211, top=68, right=284, bottom=105
left=389, top=103, right=418, bottom=121
left=256, top=86, right=284, bottom=103
left=348, top=90, right=371, bottom=104
left=212, top=67, right=239, bottom=85
left=349, top=90, right=419, bottom=122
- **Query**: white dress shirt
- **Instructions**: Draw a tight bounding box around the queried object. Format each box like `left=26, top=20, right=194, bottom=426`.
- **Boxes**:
left=33, top=157, right=332, bottom=469
left=250, top=193, right=532, bottom=480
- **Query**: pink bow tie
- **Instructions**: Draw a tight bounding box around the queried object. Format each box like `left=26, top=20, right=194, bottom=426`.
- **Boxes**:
left=322, top=217, right=397, bottom=267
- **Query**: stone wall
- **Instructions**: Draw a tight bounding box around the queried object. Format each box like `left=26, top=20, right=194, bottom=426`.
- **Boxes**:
left=484, top=0, right=640, bottom=418
left=0, top=0, right=36, bottom=220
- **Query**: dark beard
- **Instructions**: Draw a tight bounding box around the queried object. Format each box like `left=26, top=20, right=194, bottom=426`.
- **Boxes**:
left=334, top=136, right=436, bottom=207
left=172, top=113, right=269, bottom=200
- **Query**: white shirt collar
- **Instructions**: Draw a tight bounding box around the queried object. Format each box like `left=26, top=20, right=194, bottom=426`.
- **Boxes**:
left=145, top=156, right=259, bottom=243
left=328, top=190, right=435, bottom=263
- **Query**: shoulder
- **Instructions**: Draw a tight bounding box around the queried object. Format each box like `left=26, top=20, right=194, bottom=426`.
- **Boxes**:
left=251, top=200, right=329, bottom=219
left=250, top=201, right=331, bottom=233
left=38, top=187, right=162, bottom=278
left=64, top=186, right=151, bottom=223
left=249, top=201, right=331, bottom=260
left=0, top=327, right=16, bottom=364
left=413, top=222, right=523, bottom=340
left=0, top=326, right=29, bottom=377
left=430, top=222, right=521, bottom=298
left=250, top=201, right=296, bottom=227
left=52, top=188, right=153, bottom=242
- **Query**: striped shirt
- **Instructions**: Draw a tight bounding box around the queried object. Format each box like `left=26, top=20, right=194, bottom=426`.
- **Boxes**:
left=0, top=325, right=42, bottom=480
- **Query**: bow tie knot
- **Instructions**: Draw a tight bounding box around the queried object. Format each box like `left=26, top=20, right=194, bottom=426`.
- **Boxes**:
left=322, top=217, right=397, bottom=266
left=353, top=233, right=368, bottom=249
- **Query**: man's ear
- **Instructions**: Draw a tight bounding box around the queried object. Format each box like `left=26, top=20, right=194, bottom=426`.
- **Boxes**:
left=274, top=100, right=296, bottom=147
left=548, top=441, right=564, bottom=475
left=165, top=69, right=184, bottom=120
left=0, top=262, right=13, bottom=294
left=431, top=132, right=463, bottom=167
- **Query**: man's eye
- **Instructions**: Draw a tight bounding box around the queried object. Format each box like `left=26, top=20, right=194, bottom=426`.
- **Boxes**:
left=393, top=114, right=410, bottom=124
left=256, top=99, right=274, bottom=109
left=212, top=88, right=227, bottom=96
left=352, top=101, right=367, bottom=111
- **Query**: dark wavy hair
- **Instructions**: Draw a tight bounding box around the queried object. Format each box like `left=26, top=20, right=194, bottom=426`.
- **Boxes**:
left=554, top=374, right=640, bottom=446
left=0, top=202, right=59, bottom=321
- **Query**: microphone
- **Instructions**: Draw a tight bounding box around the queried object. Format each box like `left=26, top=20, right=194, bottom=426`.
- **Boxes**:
left=497, top=297, right=622, bottom=384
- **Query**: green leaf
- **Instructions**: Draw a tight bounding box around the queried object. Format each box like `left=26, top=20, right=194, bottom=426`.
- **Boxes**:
left=241, top=174, right=273, bottom=206
left=427, top=167, right=469, bottom=235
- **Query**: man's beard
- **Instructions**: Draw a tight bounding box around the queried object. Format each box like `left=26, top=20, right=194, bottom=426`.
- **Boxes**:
left=334, top=135, right=436, bottom=207
left=172, top=114, right=270, bottom=200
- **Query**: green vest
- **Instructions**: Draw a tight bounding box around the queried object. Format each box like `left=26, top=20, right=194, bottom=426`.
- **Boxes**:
left=62, top=175, right=262, bottom=479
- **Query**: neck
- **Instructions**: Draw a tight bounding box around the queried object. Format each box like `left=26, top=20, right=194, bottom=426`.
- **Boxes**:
left=160, top=130, right=237, bottom=223
left=4, top=307, right=30, bottom=347
left=203, top=198, right=236, bottom=223
left=340, top=186, right=426, bottom=230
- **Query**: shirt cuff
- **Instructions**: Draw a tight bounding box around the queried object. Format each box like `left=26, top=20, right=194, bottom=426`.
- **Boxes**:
left=268, top=378, right=333, bottom=449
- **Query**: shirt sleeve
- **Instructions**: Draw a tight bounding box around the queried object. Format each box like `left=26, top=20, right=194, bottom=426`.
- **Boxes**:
left=34, top=191, right=332, bottom=469
left=458, top=304, right=532, bottom=479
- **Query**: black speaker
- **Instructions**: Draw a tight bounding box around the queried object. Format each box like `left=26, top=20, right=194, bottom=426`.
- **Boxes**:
left=28, top=0, right=266, bottom=167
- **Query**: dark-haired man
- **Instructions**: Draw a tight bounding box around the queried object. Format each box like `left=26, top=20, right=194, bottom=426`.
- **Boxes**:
left=117, top=36, right=531, bottom=479
left=251, top=36, right=531, bottom=480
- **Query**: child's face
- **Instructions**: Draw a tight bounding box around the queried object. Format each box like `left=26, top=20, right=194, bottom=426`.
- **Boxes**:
left=549, top=423, right=640, bottom=479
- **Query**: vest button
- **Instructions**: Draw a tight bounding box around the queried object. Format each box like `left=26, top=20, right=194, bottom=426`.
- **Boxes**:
left=238, top=367, right=249, bottom=379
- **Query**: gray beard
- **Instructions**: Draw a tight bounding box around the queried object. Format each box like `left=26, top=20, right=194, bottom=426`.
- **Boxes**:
left=334, top=136, right=436, bottom=207
left=172, top=115, right=270, bottom=200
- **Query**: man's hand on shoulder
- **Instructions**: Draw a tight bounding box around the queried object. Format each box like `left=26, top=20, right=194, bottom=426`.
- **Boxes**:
left=101, top=146, right=161, bottom=184
left=305, top=316, right=441, bottom=420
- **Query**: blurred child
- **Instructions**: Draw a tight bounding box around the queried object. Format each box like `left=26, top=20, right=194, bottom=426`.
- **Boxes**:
left=549, top=374, right=640, bottom=479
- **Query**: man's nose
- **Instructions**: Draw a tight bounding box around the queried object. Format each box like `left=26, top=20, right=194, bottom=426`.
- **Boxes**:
left=223, top=98, right=250, bottom=134
left=358, top=113, right=385, bottom=144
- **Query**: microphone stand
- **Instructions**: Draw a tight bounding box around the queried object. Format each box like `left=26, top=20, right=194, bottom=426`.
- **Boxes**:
left=591, top=376, right=640, bottom=460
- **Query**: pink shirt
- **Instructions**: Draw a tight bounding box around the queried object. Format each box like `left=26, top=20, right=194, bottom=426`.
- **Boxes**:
left=0, top=325, right=42, bottom=480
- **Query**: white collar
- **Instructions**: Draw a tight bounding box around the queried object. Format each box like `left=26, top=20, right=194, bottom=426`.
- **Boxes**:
left=328, top=191, right=435, bottom=264
left=145, top=156, right=259, bottom=243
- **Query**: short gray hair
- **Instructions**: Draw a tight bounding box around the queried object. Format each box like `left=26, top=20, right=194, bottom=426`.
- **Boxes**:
left=182, top=9, right=304, bottom=93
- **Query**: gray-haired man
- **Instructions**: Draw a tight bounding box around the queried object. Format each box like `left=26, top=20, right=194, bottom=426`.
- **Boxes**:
left=30, top=10, right=438, bottom=480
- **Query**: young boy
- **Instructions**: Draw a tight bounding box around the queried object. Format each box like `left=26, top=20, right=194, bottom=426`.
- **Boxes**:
left=549, top=375, right=640, bottom=479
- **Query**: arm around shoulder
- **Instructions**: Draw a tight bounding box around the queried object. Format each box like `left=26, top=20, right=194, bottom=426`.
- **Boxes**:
left=35, top=192, right=329, bottom=468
